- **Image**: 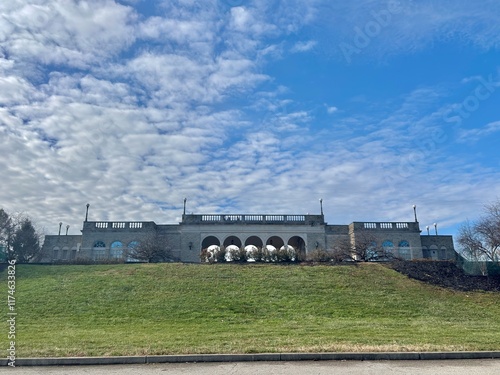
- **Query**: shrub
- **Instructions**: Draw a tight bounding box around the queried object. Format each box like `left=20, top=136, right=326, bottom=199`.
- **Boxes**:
left=228, top=247, right=247, bottom=262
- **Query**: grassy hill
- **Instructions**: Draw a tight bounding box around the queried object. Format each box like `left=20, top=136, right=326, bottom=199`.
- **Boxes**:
left=2, top=263, right=500, bottom=357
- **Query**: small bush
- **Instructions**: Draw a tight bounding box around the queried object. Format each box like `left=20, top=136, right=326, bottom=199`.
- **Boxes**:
left=215, top=247, right=227, bottom=263
left=251, top=247, right=266, bottom=262
left=228, top=247, right=247, bottom=262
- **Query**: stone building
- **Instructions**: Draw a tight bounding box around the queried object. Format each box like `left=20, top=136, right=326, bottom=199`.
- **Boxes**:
left=41, top=207, right=456, bottom=263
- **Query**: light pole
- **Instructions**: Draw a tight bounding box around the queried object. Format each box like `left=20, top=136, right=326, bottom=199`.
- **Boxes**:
left=319, top=198, right=323, bottom=216
left=66, top=225, right=70, bottom=236
left=426, top=225, right=430, bottom=235
left=85, top=203, right=90, bottom=222
left=413, top=205, right=418, bottom=222
left=434, top=223, right=438, bottom=235
left=183, top=198, right=187, bottom=218
left=58, top=222, right=63, bottom=236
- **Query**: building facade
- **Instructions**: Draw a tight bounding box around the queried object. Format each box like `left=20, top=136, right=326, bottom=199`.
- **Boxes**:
left=41, top=211, right=456, bottom=263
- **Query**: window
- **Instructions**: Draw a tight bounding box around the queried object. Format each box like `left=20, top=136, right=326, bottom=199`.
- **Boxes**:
left=93, top=241, right=106, bottom=260
left=382, top=240, right=394, bottom=249
left=127, top=241, right=140, bottom=262
left=439, top=247, right=447, bottom=260
left=128, top=241, right=140, bottom=249
left=398, top=240, right=410, bottom=260
left=110, top=241, right=124, bottom=259
left=382, top=240, right=394, bottom=259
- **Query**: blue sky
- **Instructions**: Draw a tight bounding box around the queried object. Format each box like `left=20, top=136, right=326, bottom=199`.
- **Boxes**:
left=1, top=0, right=499, bottom=240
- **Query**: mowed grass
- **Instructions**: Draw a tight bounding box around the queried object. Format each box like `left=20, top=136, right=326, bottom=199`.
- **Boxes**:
left=2, top=263, right=500, bottom=357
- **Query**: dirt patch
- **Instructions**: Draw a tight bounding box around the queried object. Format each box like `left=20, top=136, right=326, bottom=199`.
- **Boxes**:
left=390, top=260, right=500, bottom=292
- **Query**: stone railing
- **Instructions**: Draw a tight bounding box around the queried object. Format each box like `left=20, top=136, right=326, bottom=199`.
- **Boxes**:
left=183, top=214, right=324, bottom=225
left=358, top=222, right=417, bottom=231
left=84, top=221, right=153, bottom=231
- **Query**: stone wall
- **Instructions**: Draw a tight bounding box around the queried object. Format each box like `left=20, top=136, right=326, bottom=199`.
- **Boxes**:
left=420, top=235, right=456, bottom=260
left=41, top=215, right=457, bottom=263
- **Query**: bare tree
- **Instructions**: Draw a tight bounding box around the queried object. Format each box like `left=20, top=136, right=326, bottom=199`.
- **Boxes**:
left=329, top=238, right=354, bottom=262
left=340, top=231, right=396, bottom=262
left=458, top=200, right=500, bottom=265
left=127, top=233, right=173, bottom=263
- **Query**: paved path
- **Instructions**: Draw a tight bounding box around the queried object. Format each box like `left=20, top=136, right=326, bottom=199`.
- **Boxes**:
left=3, top=360, right=500, bottom=375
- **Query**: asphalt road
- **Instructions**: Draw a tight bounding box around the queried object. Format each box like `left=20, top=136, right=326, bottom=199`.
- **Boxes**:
left=3, top=360, right=500, bottom=375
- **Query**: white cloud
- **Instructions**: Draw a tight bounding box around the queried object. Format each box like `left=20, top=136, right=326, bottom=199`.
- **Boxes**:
left=311, top=0, right=500, bottom=61
left=326, top=106, right=338, bottom=114
left=290, top=40, right=317, bottom=53
left=0, top=0, right=136, bottom=68
left=0, top=0, right=499, bottom=240
left=458, top=121, right=500, bottom=143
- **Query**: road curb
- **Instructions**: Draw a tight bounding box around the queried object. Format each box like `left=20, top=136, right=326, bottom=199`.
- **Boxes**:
left=3, top=351, right=500, bottom=366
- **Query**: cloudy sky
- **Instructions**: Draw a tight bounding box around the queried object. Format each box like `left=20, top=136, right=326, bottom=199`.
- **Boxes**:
left=1, top=0, right=499, bottom=238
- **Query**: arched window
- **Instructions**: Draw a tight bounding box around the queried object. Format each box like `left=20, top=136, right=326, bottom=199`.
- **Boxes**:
left=382, top=240, right=394, bottom=259
left=110, top=241, right=123, bottom=259
left=398, top=240, right=410, bottom=260
left=382, top=240, right=394, bottom=248
left=127, top=241, right=140, bottom=262
left=128, top=241, right=140, bottom=249
left=93, top=241, right=106, bottom=260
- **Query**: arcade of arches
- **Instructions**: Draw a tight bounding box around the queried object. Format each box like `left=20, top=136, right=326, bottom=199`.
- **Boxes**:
left=201, top=235, right=306, bottom=257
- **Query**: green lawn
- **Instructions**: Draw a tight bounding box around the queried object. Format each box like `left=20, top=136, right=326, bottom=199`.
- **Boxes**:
left=2, top=263, right=500, bottom=357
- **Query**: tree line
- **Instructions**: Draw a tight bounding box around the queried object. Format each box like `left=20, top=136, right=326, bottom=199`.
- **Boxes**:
left=0, top=208, right=44, bottom=263
left=457, top=199, right=500, bottom=274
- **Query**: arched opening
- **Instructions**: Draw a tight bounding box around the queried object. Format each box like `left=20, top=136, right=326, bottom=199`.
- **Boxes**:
left=266, top=236, right=284, bottom=249
left=202, top=236, right=220, bottom=249
left=245, top=245, right=258, bottom=262
left=288, top=236, right=305, bottom=261
left=279, top=244, right=297, bottom=262
left=223, top=236, right=242, bottom=248
left=225, top=245, right=240, bottom=262
left=201, top=236, right=221, bottom=263
left=245, top=236, right=263, bottom=248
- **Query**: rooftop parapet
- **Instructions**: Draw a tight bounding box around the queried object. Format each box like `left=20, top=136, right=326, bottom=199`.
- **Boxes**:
left=350, top=221, right=421, bottom=232
left=182, top=214, right=325, bottom=225
left=82, top=221, right=157, bottom=231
